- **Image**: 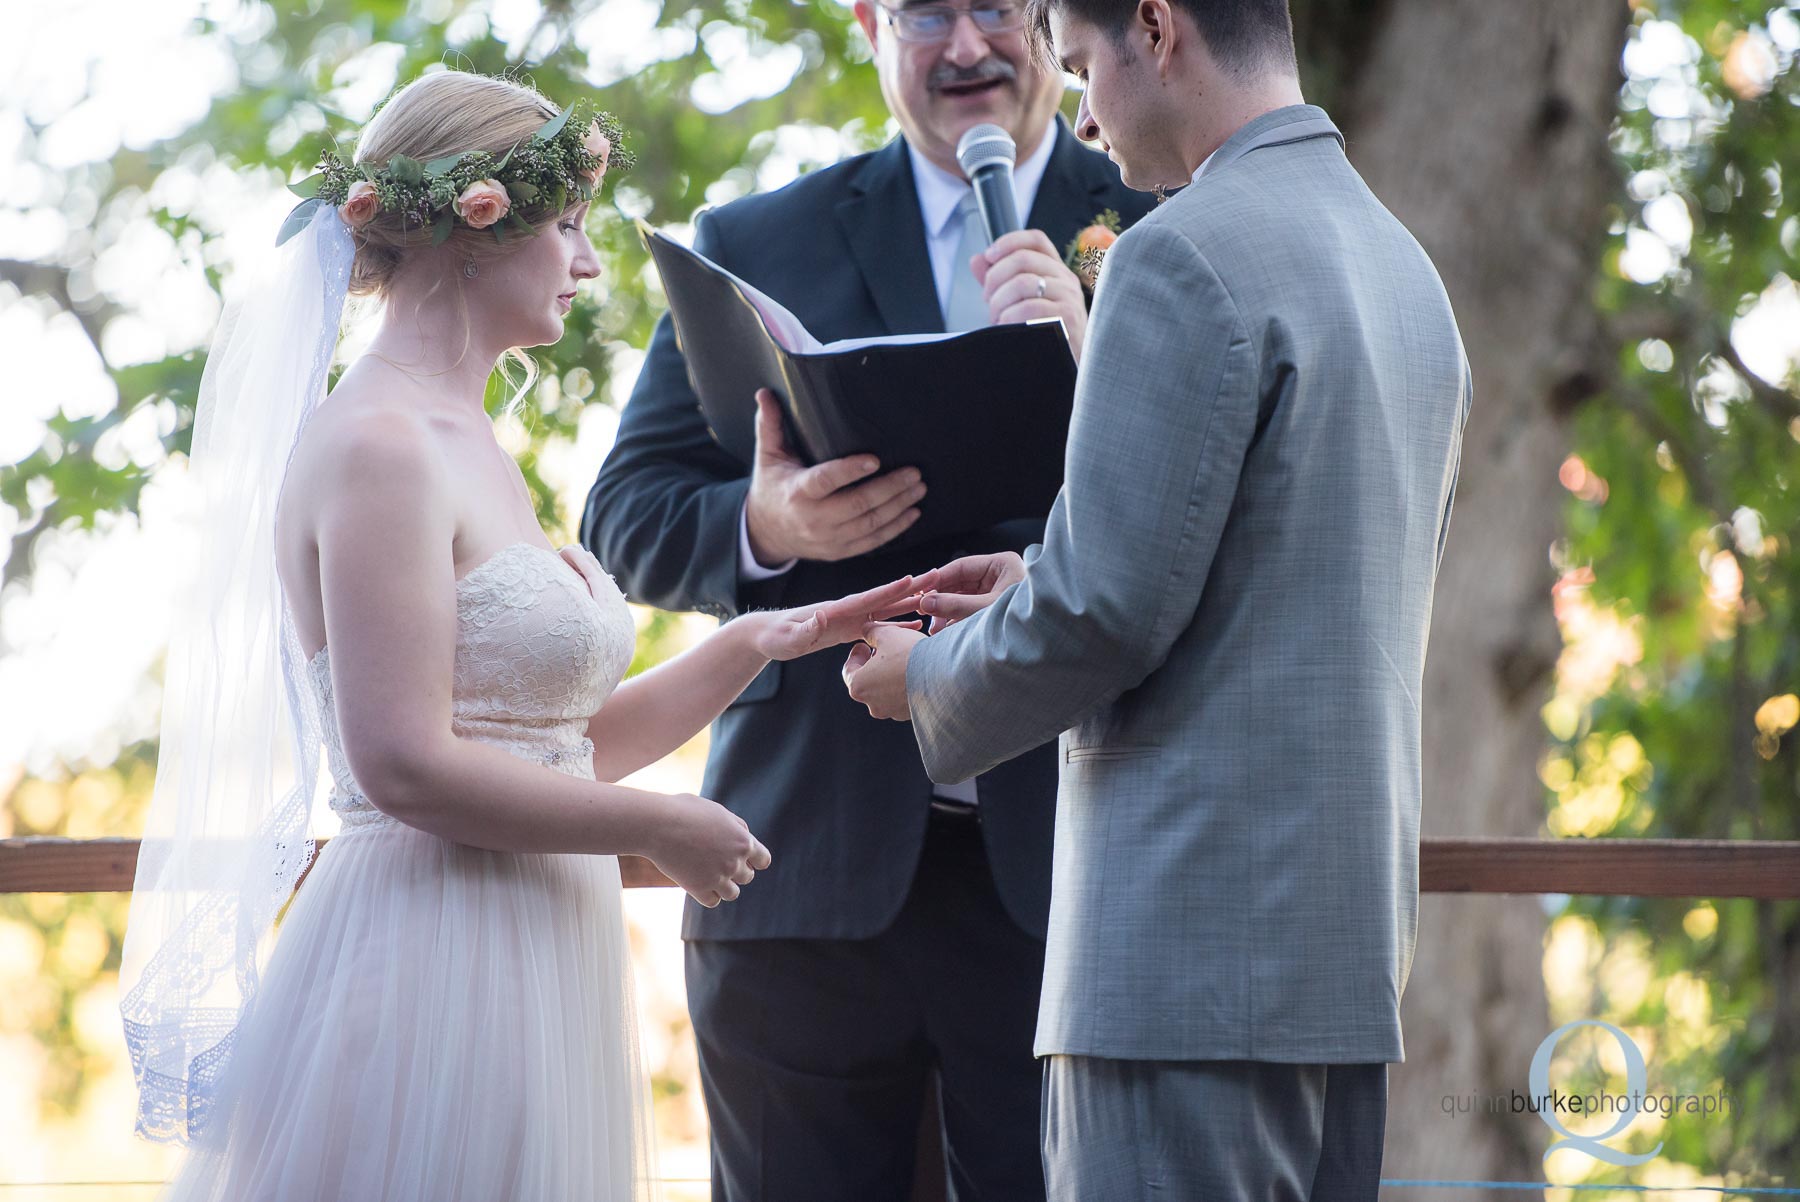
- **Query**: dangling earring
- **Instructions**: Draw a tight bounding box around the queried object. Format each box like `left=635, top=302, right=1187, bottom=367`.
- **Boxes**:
left=463, top=259, right=479, bottom=279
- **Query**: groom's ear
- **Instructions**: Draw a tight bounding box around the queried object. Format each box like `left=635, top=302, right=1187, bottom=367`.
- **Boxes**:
left=1137, top=0, right=1180, bottom=77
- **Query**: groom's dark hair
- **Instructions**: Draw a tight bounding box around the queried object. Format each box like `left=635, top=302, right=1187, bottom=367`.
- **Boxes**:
left=1023, top=0, right=1298, bottom=79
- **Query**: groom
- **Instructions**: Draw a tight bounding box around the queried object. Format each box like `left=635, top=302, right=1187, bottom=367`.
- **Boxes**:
left=845, top=0, right=1471, bottom=1196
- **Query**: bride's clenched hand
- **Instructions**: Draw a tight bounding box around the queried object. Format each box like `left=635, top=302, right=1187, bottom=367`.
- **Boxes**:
left=649, top=793, right=772, bottom=908
left=745, top=574, right=924, bottom=662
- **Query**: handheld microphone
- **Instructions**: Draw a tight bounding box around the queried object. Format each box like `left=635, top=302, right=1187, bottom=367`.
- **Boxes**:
left=955, top=123, right=1020, bottom=245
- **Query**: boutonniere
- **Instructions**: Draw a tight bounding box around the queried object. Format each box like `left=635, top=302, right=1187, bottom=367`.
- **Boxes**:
left=1062, top=209, right=1122, bottom=291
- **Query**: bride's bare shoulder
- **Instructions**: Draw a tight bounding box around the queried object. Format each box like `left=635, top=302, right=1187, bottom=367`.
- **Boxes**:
left=275, top=365, right=459, bottom=650
left=287, top=370, right=450, bottom=521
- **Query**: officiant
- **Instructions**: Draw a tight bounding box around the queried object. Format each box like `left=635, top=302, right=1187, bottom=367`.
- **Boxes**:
left=582, top=3, right=1150, bottom=1197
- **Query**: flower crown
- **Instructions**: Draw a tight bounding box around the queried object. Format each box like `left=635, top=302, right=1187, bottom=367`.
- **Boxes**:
left=278, top=99, right=633, bottom=246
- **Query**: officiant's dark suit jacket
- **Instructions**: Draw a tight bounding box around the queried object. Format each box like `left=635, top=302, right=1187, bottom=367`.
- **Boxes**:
left=582, top=121, right=1153, bottom=942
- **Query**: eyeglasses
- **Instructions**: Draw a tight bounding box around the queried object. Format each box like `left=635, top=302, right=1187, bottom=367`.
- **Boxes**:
left=875, top=1, right=1025, bottom=44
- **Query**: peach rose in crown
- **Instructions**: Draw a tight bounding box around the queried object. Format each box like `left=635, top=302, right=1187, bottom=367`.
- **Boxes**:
left=582, top=121, right=612, bottom=183
left=339, top=180, right=380, bottom=227
left=454, top=179, right=512, bottom=229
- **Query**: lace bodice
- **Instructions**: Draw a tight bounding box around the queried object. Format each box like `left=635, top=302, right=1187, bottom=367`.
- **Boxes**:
left=305, top=542, right=637, bottom=831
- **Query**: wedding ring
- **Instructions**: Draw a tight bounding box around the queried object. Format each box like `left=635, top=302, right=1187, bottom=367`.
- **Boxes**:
left=1033, top=275, right=1047, bottom=299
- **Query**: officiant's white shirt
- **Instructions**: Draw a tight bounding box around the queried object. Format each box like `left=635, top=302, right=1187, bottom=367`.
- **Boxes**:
left=734, top=119, right=1057, bottom=805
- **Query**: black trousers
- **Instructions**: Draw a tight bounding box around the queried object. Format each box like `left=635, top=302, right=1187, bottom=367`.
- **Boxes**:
left=685, top=809, right=1048, bottom=1202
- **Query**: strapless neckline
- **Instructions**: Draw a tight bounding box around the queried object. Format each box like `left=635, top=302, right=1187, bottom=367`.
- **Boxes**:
left=303, top=542, right=603, bottom=674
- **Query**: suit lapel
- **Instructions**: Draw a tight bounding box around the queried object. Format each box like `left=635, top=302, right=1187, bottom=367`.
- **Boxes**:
left=835, top=139, right=945, bottom=335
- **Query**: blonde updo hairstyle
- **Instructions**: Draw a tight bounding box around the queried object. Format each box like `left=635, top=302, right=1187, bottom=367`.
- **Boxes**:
left=347, top=70, right=578, bottom=299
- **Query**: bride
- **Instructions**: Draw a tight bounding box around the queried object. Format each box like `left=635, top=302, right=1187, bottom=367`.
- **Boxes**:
left=118, top=70, right=921, bottom=1200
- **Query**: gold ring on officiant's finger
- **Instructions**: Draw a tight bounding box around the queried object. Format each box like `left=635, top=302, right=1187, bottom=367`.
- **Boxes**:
left=1033, top=275, right=1046, bottom=299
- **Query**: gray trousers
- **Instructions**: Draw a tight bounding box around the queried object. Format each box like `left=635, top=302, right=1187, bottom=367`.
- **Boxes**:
left=1041, top=1056, right=1388, bottom=1201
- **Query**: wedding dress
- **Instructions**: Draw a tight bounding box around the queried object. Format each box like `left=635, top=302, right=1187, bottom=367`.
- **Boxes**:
left=157, top=540, right=657, bottom=1201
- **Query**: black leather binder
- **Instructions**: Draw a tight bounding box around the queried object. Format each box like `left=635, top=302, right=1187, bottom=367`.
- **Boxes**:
left=640, top=222, right=1078, bottom=550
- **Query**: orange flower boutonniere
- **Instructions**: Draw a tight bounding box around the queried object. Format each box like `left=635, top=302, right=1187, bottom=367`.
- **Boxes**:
left=1063, top=209, right=1122, bottom=291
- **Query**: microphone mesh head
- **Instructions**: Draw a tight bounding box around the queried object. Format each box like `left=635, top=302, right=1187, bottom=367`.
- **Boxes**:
left=956, top=123, right=1016, bottom=175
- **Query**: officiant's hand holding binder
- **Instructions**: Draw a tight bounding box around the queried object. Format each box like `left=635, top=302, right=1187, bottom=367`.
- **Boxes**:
left=639, top=221, right=1077, bottom=553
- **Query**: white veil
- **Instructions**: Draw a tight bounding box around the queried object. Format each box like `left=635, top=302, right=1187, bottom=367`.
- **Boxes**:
left=119, top=201, right=353, bottom=1144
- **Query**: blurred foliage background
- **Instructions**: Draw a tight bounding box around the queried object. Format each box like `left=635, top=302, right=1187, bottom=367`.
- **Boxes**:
left=1, top=0, right=1796, bottom=1193
left=1546, top=0, right=1799, bottom=1181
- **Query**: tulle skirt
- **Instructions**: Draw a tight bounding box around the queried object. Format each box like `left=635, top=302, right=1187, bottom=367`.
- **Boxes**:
left=159, top=820, right=656, bottom=1201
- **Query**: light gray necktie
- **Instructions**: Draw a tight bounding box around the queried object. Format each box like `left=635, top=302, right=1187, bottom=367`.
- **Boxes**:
left=943, top=191, right=990, bottom=333
left=932, top=192, right=988, bottom=812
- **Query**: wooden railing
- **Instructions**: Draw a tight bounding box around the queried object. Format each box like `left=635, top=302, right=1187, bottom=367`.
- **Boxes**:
left=2, top=835, right=1798, bottom=897
left=2, top=831, right=1794, bottom=1202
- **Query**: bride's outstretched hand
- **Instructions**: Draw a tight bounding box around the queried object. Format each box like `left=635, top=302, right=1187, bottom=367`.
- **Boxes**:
left=752, top=574, right=924, bottom=662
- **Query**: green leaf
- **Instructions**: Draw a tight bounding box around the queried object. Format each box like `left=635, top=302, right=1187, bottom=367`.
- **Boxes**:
left=511, top=179, right=538, bottom=202
left=424, top=151, right=466, bottom=176
left=534, top=106, right=572, bottom=142
left=275, top=197, right=326, bottom=245
left=430, top=212, right=455, bottom=246
left=388, top=154, right=424, bottom=185
left=287, top=172, right=324, bottom=199
left=506, top=211, right=534, bottom=236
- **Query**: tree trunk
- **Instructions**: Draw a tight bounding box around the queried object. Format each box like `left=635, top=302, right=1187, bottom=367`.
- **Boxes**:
left=1293, top=0, right=1633, bottom=1188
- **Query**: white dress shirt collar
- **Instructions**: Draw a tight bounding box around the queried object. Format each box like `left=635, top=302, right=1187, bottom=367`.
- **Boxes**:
left=1190, top=147, right=1220, bottom=186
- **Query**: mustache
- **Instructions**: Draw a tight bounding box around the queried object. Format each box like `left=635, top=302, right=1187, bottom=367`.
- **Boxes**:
left=928, top=57, right=1017, bottom=91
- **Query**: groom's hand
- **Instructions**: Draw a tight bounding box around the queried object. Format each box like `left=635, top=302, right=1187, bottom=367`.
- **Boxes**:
left=744, top=389, right=927, bottom=564
left=842, top=624, right=925, bottom=721
left=912, top=551, right=1025, bottom=634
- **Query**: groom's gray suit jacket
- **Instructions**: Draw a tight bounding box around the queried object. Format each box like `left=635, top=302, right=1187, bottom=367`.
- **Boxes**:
left=906, top=105, right=1471, bottom=1065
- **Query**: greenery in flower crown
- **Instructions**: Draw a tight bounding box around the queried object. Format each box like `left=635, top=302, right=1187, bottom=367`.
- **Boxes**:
left=278, top=99, right=633, bottom=247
